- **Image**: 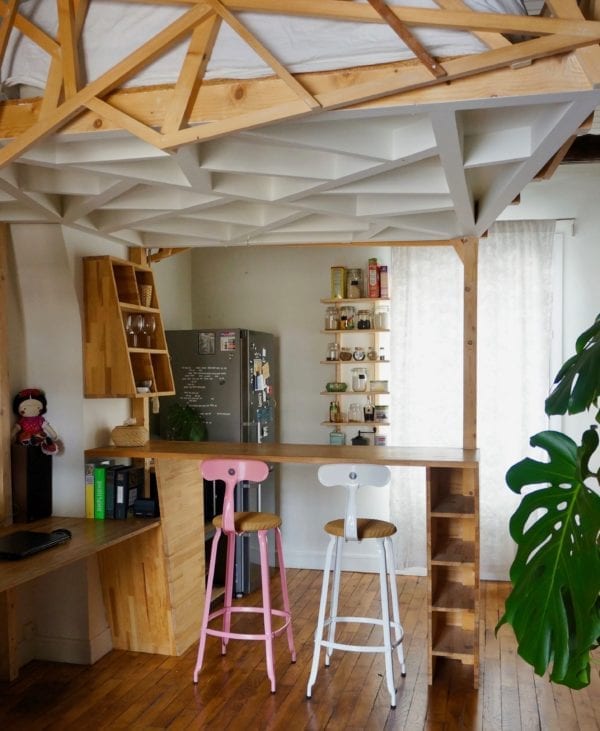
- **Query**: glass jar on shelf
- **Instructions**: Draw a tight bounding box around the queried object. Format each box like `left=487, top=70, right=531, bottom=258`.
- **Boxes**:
left=352, top=346, right=366, bottom=361
left=375, top=305, right=390, bottom=330
left=339, top=347, right=353, bottom=361
left=367, top=346, right=378, bottom=361
left=346, top=268, right=363, bottom=299
left=357, top=308, right=372, bottom=329
left=351, top=367, right=368, bottom=392
left=339, top=305, right=356, bottom=329
left=326, top=342, right=339, bottom=361
left=324, top=306, right=339, bottom=330
left=379, top=346, right=386, bottom=361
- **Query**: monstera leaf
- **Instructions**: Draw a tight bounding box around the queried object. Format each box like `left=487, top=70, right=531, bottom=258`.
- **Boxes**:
left=545, top=314, right=600, bottom=418
left=496, top=428, right=600, bottom=689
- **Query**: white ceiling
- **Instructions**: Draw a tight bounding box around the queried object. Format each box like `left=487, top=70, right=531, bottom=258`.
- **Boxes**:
left=1, top=88, right=598, bottom=247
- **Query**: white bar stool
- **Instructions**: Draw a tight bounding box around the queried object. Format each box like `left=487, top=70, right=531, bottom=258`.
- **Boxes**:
left=306, top=463, right=406, bottom=708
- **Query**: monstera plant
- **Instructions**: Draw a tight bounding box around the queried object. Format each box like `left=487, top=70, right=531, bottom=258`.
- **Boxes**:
left=496, top=313, right=600, bottom=690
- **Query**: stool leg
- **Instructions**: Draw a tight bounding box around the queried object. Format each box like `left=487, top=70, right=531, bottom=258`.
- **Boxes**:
left=385, top=537, right=406, bottom=676
left=274, top=527, right=296, bottom=662
left=193, top=527, right=222, bottom=683
left=325, top=536, right=343, bottom=666
left=258, top=530, right=276, bottom=693
left=377, top=538, right=396, bottom=708
left=221, top=531, right=236, bottom=654
left=306, top=535, right=336, bottom=698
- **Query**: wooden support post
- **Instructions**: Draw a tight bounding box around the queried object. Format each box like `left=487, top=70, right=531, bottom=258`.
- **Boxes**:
left=453, top=237, right=478, bottom=451
left=0, top=224, right=12, bottom=525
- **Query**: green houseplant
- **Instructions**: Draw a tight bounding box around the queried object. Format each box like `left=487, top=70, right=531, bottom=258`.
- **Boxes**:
left=496, top=314, right=600, bottom=689
left=165, top=402, right=207, bottom=442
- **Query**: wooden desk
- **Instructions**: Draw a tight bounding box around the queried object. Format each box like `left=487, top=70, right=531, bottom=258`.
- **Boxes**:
left=0, top=516, right=159, bottom=681
left=85, top=440, right=480, bottom=687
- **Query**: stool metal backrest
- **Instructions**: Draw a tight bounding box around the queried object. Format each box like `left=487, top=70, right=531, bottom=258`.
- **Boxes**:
left=202, top=459, right=269, bottom=535
left=317, top=463, right=391, bottom=542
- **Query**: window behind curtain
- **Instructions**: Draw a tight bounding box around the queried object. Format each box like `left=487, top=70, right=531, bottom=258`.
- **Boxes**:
left=389, top=221, right=556, bottom=579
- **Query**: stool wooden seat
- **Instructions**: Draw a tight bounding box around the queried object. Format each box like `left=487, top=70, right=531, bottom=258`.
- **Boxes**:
left=193, top=459, right=296, bottom=693
left=306, top=463, right=406, bottom=708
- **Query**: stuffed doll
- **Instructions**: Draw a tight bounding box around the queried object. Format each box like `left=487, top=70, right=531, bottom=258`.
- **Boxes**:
left=11, top=388, right=62, bottom=455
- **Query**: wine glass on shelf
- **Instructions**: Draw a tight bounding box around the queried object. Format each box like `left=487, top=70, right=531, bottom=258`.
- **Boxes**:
left=142, top=314, right=156, bottom=348
left=132, top=314, right=145, bottom=348
left=125, top=314, right=136, bottom=347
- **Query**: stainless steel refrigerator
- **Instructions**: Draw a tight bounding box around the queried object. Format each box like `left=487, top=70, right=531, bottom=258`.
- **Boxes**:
left=157, top=329, right=278, bottom=595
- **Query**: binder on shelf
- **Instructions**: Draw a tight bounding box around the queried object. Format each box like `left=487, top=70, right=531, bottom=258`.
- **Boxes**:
left=105, top=464, right=127, bottom=520
left=115, top=467, right=144, bottom=519
left=93, top=465, right=107, bottom=519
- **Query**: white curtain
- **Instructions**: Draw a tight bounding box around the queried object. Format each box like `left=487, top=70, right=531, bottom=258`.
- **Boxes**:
left=389, top=221, right=556, bottom=579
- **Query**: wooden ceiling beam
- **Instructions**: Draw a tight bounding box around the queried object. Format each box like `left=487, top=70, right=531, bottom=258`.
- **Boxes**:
left=367, top=0, right=447, bottom=78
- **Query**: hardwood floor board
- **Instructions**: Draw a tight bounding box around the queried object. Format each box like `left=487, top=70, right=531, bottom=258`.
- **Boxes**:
left=514, top=651, right=541, bottom=731
left=533, top=668, right=560, bottom=731
left=575, top=677, right=600, bottom=730
left=482, top=582, right=503, bottom=731
left=551, top=677, right=583, bottom=731
left=500, top=617, right=522, bottom=731
left=1, top=575, right=597, bottom=730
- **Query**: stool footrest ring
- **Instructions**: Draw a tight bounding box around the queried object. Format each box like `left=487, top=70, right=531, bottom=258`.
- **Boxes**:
left=206, top=606, right=292, bottom=642
left=319, top=617, right=403, bottom=654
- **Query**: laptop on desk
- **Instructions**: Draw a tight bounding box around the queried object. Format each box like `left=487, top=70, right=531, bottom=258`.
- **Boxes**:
left=0, top=529, right=72, bottom=560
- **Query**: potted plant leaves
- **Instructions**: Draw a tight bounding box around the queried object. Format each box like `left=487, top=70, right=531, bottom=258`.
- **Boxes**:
left=496, top=313, right=600, bottom=689
left=165, top=402, right=207, bottom=442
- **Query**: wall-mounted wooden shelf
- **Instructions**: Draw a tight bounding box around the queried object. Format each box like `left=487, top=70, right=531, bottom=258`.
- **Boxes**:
left=83, top=256, right=175, bottom=398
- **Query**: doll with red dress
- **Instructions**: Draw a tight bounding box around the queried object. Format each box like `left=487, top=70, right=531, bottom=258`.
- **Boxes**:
left=11, top=388, right=62, bottom=455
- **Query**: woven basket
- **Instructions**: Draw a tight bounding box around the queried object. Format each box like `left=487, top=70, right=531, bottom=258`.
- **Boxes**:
left=111, top=425, right=149, bottom=447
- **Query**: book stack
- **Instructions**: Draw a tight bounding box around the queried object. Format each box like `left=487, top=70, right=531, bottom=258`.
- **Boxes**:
left=86, top=462, right=144, bottom=520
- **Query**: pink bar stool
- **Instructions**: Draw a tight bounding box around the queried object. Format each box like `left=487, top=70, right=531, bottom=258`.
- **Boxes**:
left=193, top=459, right=296, bottom=693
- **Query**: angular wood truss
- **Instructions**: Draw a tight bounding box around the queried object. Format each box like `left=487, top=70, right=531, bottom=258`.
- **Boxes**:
left=0, top=0, right=599, bottom=245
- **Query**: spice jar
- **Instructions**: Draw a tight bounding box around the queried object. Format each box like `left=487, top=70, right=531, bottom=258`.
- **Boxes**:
left=352, top=346, right=366, bottom=361
left=367, top=346, right=378, bottom=361
left=325, top=306, right=339, bottom=330
left=357, top=309, right=372, bottom=329
left=326, top=342, right=339, bottom=361
left=339, top=347, right=353, bottom=361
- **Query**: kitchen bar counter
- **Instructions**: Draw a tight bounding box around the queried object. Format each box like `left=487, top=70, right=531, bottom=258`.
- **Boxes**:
left=85, top=440, right=480, bottom=687
left=86, top=439, right=479, bottom=468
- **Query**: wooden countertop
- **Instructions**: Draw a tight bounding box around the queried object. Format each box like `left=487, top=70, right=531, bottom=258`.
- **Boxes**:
left=0, top=516, right=160, bottom=593
left=86, top=440, right=479, bottom=468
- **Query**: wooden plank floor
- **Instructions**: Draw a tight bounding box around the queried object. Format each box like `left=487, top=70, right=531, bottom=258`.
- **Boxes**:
left=0, top=572, right=598, bottom=730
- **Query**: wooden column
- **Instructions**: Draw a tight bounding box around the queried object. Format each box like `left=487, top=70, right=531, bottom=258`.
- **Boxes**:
left=0, top=224, right=12, bottom=525
left=453, top=237, right=478, bottom=451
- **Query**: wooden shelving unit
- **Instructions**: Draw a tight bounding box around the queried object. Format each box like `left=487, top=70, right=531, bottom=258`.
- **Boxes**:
left=321, top=296, right=391, bottom=440
left=427, top=465, right=479, bottom=686
left=83, top=256, right=175, bottom=398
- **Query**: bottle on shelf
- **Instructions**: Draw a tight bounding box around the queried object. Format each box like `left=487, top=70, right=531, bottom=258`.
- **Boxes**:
left=329, top=401, right=341, bottom=423
left=364, top=397, right=374, bottom=422
left=379, top=346, right=386, bottom=361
